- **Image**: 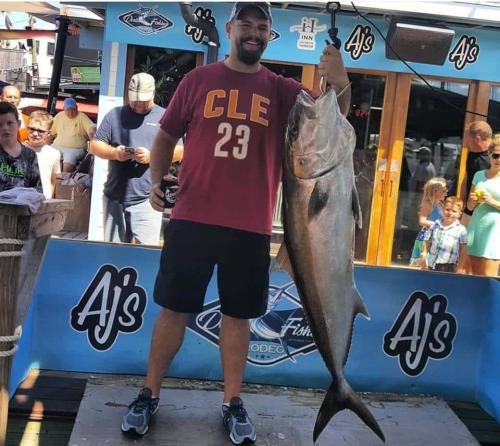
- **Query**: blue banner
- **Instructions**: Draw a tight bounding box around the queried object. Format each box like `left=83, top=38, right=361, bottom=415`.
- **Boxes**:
left=11, top=239, right=500, bottom=423
left=104, top=2, right=500, bottom=82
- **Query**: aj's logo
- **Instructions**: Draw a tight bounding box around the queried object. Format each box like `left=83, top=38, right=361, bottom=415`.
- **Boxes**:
left=448, top=35, right=479, bottom=70
left=118, top=6, right=173, bottom=36
left=184, top=7, right=215, bottom=44
left=344, top=24, right=375, bottom=60
left=70, top=264, right=147, bottom=351
left=290, top=17, right=327, bottom=51
left=383, top=291, right=457, bottom=376
left=270, top=29, right=281, bottom=43
left=187, top=281, right=317, bottom=366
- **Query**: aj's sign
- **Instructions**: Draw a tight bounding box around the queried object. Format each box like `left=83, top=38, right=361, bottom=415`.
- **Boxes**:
left=70, top=264, right=147, bottom=351
left=448, top=35, right=480, bottom=70
left=383, top=291, right=457, bottom=376
left=344, top=24, right=375, bottom=60
left=184, top=7, right=216, bottom=44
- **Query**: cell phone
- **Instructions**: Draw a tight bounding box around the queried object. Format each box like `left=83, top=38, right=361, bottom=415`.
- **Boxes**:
left=124, top=146, right=135, bottom=154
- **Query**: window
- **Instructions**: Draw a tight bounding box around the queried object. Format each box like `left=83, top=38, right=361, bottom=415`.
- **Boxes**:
left=391, top=79, right=469, bottom=265
left=348, top=73, right=386, bottom=262
left=47, top=42, right=55, bottom=56
left=488, top=85, right=500, bottom=133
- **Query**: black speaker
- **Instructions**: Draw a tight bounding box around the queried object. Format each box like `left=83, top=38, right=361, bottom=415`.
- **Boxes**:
left=386, top=20, right=455, bottom=65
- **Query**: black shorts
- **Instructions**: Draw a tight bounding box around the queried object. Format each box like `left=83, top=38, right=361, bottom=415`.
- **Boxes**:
left=154, top=219, right=271, bottom=319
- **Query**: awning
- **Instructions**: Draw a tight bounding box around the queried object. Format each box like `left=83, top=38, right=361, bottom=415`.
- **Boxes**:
left=20, top=97, right=98, bottom=119
left=0, top=2, right=59, bottom=15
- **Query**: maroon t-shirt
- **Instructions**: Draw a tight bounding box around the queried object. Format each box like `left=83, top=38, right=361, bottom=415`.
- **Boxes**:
left=160, top=62, right=308, bottom=235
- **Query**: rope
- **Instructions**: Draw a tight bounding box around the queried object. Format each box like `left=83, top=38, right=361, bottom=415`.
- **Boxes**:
left=0, top=238, right=25, bottom=258
left=0, top=326, right=22, bottom=358
left=0, top=238, right=25, bottom=245
left=0, top=251, right=23, bottom=258
left=337, top=81, right=352, bottom=98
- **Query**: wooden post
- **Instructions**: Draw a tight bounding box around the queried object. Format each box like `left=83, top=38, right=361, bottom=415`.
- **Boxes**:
left=0, top=199, right=72, bottom=446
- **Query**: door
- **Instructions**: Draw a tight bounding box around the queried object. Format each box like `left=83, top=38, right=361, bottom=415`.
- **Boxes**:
left=347, top=71, right=387, bottom=262
left=385, top=78, right=470, bottom=266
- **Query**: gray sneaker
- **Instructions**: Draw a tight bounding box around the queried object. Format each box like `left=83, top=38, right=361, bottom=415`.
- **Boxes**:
left=221, top=396, right=257, bottom=444
left=121, top=387, right=159, bottom=435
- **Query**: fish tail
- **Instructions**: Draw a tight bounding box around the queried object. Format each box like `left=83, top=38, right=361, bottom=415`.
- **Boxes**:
left=313, top=379, right=385, bottom=443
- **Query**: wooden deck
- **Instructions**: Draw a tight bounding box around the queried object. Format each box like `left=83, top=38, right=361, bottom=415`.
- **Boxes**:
left=5, top=370, right=500, bottom=446
left=448, top=401, right=500, bottom=446
left=6, top=371, right=86, bottom=446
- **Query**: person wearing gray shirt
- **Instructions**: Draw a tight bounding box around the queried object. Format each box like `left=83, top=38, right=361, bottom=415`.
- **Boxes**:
left=90, top=73, right=165, bottom=244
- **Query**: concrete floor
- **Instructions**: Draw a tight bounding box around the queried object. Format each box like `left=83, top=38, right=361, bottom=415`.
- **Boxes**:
left=69, top=380, right=480, bottom=446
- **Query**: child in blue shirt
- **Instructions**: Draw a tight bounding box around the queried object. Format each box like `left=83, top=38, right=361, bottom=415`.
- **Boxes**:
left=420, top=196, right=467, bottom=273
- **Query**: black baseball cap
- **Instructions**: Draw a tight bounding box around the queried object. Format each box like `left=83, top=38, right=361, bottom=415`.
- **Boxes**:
left=229, top=2, right=273, bottom=23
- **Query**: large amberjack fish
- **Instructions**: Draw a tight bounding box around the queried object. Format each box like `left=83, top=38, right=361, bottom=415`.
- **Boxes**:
left=275, top=88, right=385, bottom=443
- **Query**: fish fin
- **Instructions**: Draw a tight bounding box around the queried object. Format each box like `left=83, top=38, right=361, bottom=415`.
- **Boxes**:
left=308, top=180, right=329, bottom=220
left=352, top=184, right=363, bottom=229
left=354, top=287, right=370, bottom=320
left=313, top=379, right=385, bottom=443
left=273, top=243, right=296, bottom=281
left=279, top=337, right=296, bottom=363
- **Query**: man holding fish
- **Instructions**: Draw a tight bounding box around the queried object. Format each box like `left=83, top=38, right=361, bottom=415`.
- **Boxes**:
left=121, top=2, right=356, bottom=444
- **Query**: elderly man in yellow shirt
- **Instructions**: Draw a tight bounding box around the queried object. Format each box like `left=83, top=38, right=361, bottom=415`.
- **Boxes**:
left=51, top=97, right=96, bottom=172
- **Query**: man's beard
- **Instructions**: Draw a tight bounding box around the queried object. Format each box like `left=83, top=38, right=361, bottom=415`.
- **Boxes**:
left=236, top=39, right=265, bottom=65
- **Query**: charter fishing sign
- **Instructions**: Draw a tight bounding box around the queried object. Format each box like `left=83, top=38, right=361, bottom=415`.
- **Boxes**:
left=118, top=6, right=173, bottom=35
left=187, top=281, right=317, bottom=366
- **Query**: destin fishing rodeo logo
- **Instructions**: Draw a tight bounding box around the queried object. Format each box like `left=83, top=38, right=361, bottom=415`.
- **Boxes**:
left=187, top=281, right=317, bottom=366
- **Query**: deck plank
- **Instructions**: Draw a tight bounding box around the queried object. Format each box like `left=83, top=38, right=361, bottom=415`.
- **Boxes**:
left=9, top=373, right=86, bottom=418
left=6, top=417, right=73, bottom=446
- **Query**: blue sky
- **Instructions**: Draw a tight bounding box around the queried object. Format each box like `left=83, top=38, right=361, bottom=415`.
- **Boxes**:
left=1, top=1, right=60, bottom=30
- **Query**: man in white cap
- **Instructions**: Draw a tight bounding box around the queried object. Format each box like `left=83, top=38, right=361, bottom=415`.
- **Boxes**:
left=90, top=72, right=166, bottom=245
left=51, top=97, right=95, bottom=172
left=121, top=2, right=351, bottom=444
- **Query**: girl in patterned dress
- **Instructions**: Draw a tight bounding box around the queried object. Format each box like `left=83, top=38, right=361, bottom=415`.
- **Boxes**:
left=409, top=177, right=448, bottom=266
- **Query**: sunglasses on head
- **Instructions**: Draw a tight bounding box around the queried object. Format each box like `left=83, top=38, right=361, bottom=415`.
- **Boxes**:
left=490, top=152, right=500, bottom=160
left=27, top=126, right=48, bottom=134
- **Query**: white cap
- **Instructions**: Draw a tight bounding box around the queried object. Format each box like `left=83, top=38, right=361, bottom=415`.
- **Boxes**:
left=128, top=73, right=155, bottom=101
